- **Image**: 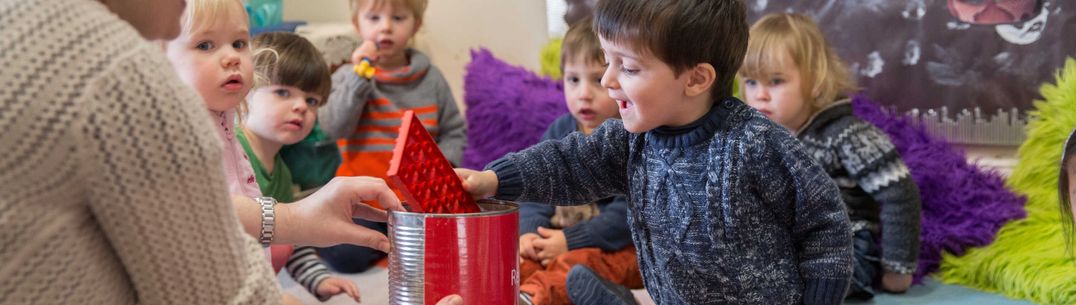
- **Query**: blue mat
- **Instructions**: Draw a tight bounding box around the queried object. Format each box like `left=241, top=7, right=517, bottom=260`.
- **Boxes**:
left=846, top=278, right=1037, bottom=305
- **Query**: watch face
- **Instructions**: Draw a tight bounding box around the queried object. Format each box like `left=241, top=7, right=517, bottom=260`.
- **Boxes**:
left=947, top=0, right=1043, bottom=25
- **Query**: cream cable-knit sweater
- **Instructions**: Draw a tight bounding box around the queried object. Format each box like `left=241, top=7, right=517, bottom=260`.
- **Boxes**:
left=0, top=0, right=282, bottom=304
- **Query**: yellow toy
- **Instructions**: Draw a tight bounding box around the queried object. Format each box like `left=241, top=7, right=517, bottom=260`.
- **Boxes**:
left=354, top=57, right=376, bottom=79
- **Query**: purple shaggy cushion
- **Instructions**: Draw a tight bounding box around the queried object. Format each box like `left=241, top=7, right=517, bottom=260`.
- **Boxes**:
left=852, top=95, right=1026, bottom=282
left=462, top=49, right=568, bottom=169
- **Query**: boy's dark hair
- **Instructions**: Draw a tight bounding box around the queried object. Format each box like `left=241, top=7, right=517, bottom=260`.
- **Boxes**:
left=561, top=17, right=604, bottom=71
left=251, top=32, right=331, bottom=105
left=594, top=0, right=748, bottom=99
left=1060, top=128, right=1076, bottom=256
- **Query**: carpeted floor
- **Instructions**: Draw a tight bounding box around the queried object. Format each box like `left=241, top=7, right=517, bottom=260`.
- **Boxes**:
left=279, top=268, right=1036, bottom=305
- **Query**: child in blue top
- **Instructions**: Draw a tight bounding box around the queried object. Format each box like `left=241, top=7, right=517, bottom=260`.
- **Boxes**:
left=517, top=19, right=641, bottom=305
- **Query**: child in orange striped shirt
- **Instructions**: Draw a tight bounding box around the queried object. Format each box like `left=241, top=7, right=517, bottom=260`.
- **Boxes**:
left=316, top=0, right=466, bottom=274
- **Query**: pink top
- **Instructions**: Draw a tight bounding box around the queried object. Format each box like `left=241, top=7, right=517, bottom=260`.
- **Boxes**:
left=213, top=109, right=292, bottom=272
left=214, top=110, right=262, bottom=198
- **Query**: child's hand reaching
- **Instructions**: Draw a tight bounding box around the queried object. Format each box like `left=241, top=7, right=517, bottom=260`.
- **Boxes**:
left=454, top=169, right=499, bottom=199
left=533, top=227, right=568, bottom=266
left=315, top=277, right=361, bottom=302
left=351, top=40, right=379, bottom=78
left=881, top=271, right=912, bottom=293
left=351, top=40, right=380, bottom=66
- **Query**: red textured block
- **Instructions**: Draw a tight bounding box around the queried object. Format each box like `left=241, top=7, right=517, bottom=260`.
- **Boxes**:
left=387, top=110, right=480, bottom=214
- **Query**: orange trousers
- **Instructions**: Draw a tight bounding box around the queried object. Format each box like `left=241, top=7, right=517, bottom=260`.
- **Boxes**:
left=520, top=246, right=643, bottom=305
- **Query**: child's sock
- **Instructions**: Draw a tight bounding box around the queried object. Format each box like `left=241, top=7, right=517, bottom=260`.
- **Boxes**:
left=566, top=265, right=639, bottom=305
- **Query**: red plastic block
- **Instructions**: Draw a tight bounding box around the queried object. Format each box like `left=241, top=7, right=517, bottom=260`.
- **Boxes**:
left=387, top=110, right=480, bottom=214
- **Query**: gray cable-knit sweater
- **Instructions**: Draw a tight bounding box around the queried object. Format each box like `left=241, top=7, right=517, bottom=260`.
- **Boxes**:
left=489, top=98, right=853, bottom=305
left=795, top=100, right=921, bottom=274
left=518, top=114, right=633, bottom=252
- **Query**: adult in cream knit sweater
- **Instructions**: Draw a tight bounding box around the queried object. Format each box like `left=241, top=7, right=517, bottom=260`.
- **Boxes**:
left=0, top=0, right=463, bottom=304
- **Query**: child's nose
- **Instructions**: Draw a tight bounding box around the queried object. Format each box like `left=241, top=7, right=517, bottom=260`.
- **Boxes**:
left=600, top=67, right=618, bottom=90
left=378, top=19, right=393, bottom=33
left=221, top=49, right=240, bottom=68
left=575, top=85, right=594, bottom=101
left=293, top=100, right=308, bottom=113
left=753, top=87, right=771, bottom=102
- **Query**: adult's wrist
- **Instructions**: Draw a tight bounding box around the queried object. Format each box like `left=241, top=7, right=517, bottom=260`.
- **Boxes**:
left=255, top=196, right=277, bottom=247
left=270, top=202, right=295, bottom=245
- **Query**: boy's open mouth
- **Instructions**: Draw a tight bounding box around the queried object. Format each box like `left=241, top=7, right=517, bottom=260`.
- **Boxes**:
left=577, top=108, right=596, bottom=120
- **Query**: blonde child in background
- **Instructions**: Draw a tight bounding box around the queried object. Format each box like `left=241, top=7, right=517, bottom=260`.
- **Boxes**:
left=165, top=0, right=261, bottom=199
left=163, top=1, right=301, bottom=303
left=316, top=0, right=467, bottom=273
left=163, top=2, right=401, bottom=304
left=517, top=18, right=643, bottom=305
left=237, top=32, right=362, bottom=303
left=739, top=13, right=922, bottom=299
left=456, top=1, right=853, bottom=304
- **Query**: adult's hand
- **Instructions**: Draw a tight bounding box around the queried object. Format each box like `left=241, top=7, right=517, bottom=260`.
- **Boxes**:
left=275, top=176, right=404, bottom=250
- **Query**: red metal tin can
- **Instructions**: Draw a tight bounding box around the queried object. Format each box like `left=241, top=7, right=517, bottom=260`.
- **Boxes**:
left=388, top=199, right=519, bottom=305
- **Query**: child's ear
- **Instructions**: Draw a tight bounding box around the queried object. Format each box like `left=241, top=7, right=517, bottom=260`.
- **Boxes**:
left=684, top=63, right=716, bottom=98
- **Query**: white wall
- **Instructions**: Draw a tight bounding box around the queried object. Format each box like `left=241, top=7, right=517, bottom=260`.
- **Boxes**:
left=283, top=0, right=550, bottom=111
left=282, top=0, right=351, bottom=22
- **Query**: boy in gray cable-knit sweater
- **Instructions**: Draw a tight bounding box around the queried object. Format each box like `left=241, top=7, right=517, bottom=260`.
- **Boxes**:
left=455, top=1, right=853, bottom=304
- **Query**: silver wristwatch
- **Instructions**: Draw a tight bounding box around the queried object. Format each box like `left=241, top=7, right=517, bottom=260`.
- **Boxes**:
left=255, top=196, right=277, bottom=247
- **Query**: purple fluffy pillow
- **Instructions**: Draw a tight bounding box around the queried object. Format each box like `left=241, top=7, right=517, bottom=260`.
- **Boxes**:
left=462, top=49, right=568, bottom=169
left=852, top=95, right=1026, bottom=282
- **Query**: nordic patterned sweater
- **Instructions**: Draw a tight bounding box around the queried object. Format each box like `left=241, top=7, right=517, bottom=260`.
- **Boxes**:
left=488, top=98, right=853, bottom=305
left=795, top=100, right=921, bottom=274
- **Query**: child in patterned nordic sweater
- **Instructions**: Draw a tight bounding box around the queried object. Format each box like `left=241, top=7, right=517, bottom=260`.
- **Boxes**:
left=739, top=13, right=923, bottom=299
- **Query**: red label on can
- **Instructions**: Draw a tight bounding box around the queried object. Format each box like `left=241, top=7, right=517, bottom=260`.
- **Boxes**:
left=423, top=212, right=519, bottom=304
